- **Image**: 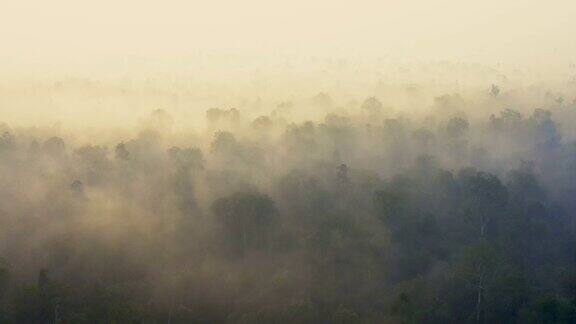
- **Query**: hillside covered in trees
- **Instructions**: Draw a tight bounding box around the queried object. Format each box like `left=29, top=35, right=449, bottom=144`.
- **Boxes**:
left=1, top=81, right=576, bottom=323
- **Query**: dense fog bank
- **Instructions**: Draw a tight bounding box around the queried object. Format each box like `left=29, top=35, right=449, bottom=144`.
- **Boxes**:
left=1, top=74, right=576, bottom=323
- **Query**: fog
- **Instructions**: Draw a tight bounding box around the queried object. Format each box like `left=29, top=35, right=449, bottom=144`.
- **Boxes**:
left=3, top=0, right=576, bottom=66
left=2, top=1, right=576, bottom=323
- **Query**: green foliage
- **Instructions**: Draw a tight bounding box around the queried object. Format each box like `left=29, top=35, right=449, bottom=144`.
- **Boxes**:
left=212, top=192, right=277, bottom=254
left=2, top=105, right=576, bottom=323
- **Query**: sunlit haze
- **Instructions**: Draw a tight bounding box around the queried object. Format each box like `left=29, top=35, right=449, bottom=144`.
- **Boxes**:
left=1, top=2, right=576, bottom=323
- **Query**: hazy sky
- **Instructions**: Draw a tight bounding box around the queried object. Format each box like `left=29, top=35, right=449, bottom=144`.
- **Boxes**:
left=2, top=0, right=576, bottom=66
left=1, top=0, right=576, bottom=130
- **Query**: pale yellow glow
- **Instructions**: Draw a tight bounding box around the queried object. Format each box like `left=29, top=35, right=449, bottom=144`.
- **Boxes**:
left=1, top=0, right=575, bottom=129
left=2, top=0, right=575, bottom=63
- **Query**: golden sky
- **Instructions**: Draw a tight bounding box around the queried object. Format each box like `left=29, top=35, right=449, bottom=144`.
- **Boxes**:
left=2, top=0, right=575, bottom=65
left=1, top=0, right=575, bottom=128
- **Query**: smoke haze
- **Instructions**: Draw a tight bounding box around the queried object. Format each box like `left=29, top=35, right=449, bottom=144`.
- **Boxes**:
left=2, top=1, right=576, bottom=323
